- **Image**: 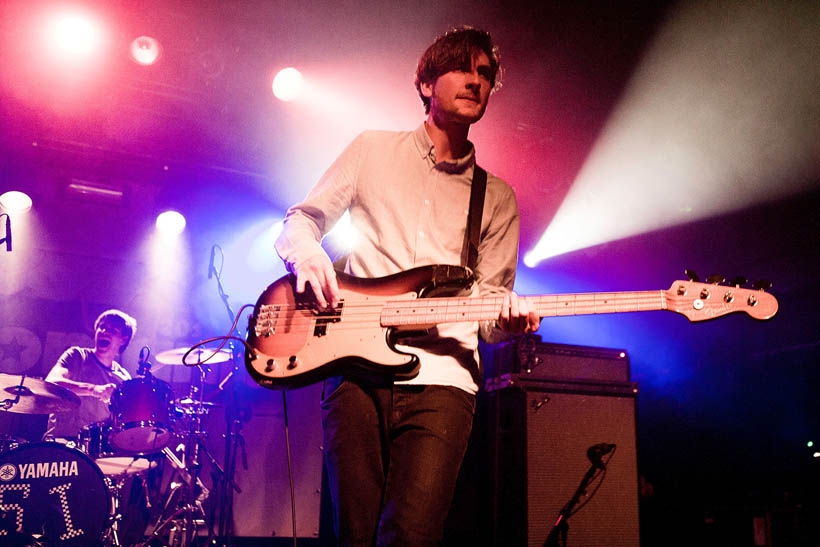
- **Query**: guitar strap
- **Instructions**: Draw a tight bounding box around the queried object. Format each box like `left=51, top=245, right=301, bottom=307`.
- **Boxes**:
left=463, top=164, right=487, bottom=271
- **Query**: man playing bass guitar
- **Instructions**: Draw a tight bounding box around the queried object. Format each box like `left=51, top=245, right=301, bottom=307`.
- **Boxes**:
left=275, top=27, right=539, bottom=546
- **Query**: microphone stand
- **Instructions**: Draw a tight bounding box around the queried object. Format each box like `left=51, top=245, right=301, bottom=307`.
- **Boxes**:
left=209, top=247, right=246, bottom=546
left=1, top=375, right=25, bottom=411
left=543, top=461, right=604, bottom=547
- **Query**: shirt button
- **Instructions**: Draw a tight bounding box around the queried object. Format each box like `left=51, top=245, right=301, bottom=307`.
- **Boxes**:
left=424, top=199, right=430, bottom=206
left=419, top=231, right=425, bottom=238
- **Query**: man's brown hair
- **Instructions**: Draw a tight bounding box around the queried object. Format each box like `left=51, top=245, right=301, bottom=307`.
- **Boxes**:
left=415, top=26, right=502, bottom=114
left=94, top=309, right=137, bottom=351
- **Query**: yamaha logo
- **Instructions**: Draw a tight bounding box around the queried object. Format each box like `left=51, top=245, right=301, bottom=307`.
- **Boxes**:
left=0, top=462, right=17, bottom=481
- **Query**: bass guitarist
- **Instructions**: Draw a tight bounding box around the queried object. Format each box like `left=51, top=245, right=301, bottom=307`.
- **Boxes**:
left=275, top=26, right=539, bottom=546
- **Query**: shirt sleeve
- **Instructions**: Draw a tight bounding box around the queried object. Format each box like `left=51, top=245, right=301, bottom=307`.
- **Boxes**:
left=45, top=347, right=83, bottom=382
left=275, top=133, right=365, bottom=271
left=475, top=179, right=521, bottom=343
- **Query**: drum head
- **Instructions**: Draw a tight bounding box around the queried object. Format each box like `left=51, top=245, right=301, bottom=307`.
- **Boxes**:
left=109, top=377, right=174, bottom=455
left=0, top=442, right=110, bottom=546
left=94, top=456, right=156, bottom=476
left=110, top=427, right=172, bottom=454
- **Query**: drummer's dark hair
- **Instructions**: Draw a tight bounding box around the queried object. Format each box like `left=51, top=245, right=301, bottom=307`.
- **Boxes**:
left=95, top=309, right=137, bottom=351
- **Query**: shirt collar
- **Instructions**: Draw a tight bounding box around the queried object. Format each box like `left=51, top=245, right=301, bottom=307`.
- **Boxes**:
left=412, top=123, right=476, bottom=174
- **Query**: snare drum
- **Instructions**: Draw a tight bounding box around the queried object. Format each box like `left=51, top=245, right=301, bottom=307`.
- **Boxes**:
left=79, top=422, right=155, bottom=477
left=0, top=442, right=113, bottom=546
left=109, top=377, right=175, bottom=454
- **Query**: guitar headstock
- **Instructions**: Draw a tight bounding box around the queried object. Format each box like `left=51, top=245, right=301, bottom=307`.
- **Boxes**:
left=665, top=280, right=778, bottom=321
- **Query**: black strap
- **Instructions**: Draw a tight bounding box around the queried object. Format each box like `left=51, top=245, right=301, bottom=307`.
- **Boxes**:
left=463, top=165, right=487, bottom=270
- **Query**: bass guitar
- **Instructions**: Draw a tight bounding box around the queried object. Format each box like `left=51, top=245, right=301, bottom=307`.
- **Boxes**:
left=245, top=264, right=778, bottom=389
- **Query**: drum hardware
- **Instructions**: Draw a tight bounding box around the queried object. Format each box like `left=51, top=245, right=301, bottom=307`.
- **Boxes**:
left=78, top=422, right=158, bottom=477
left=172, top=245, right=250, bottom=546
left=99, top=470, right=154, bottom=547
left=155, top=347, right=232, bottom=367
left=137, top=346, right=153, bottom=377
left=71, top=420, right=160, bottom=546
left=0, top=374, right=80, bottom=415
left=0, top=435, right=23, bottom=454
left=0, top=442, right=114, bottom=545
left=137, top=366, right=217, bottom=547
left=108, top=377, right=175, bottom=455
left=138, top=438, right=213, bottom=546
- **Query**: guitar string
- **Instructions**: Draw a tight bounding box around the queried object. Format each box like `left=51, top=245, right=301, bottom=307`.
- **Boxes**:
left=254, top=282, right=763, bottom=330
left=260, top=291, right=667, bottom=315
left=265, top=296, right=664, bottom=313
left=255, top=293, right=669, bottom=332
left=258, top=286, right=761, bottom=321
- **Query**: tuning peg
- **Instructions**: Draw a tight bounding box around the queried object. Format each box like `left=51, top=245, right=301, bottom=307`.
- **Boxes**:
left=752, top=280, right=772, bottom=291
left=685, top=269, right=700, bottom=282
left=729, top=276, right=748, bottom=287
left=706, top=274, right=725, bottom=285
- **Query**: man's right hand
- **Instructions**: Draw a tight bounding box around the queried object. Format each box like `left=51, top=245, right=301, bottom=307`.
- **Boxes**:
left=92, top=383, right=117, bottom=404
left=293, top=254, right=341, bottom=309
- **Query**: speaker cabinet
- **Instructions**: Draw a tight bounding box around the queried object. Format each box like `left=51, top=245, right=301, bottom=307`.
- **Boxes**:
left=486, top=378, right=640, bottom=546
left=482, top=334, right=631, bottom=383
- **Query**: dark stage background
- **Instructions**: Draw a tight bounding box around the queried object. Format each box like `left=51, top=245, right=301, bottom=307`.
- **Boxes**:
left=1, top=1, right=819, bottom=545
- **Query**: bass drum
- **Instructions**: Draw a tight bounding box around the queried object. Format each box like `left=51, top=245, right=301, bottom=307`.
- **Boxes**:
left=0, top=442, right=112, bottom=546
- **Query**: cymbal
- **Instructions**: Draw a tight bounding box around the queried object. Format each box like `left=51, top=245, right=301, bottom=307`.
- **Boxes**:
left=155, top=347, right=232, bottom=366
left=0, top=373, right=81, bottom=414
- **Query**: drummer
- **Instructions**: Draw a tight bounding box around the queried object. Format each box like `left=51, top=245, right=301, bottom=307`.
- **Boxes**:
left=45, top=309, right=136, bottom=439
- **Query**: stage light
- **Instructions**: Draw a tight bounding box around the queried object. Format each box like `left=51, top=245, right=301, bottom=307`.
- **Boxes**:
left=156, top=210, right=186, bottom=235
left=525, top=1, right=820, bottom=266
left=272, top=67, right=304, bottom=102
left=244, top=219, right=284, bottom=274
left=0, top=191, right=33, bottom=213
left=130, top=36, right=162, bottom=66
left=269, top=219, right=284, bottom=241
left=327, top=210, right=358, bottom=251
left=138, top=213, right=191, bottom=340
left=809, top=441, right=815, bottom=448
left=44, top=8, right=105, bottom=62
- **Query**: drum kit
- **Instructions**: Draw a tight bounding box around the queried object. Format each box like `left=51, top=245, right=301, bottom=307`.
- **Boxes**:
left=0, top=346, right=233, bottom=546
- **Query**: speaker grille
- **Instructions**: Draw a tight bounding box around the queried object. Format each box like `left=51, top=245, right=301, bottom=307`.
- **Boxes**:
left=489, top=383, right=640, bottom=546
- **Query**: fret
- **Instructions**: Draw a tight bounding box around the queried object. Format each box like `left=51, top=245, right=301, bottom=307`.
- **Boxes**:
left=381, top=288, right=712, bottom=326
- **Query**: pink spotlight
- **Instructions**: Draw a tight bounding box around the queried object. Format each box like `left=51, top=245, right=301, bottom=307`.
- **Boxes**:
left=130, top=36, right=162, bottom=66
left=272, top=67, right=304, bottom=102
left=44, top=9, right=105, bottom=62
left=156, top=210, right=186, bottom=235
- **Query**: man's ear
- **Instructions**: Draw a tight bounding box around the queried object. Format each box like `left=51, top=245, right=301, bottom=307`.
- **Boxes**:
left=420, top=80, right=434, bottom=99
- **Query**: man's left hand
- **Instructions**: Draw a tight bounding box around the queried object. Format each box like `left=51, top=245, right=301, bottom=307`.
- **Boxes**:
left=497, top=291, right=541, bottom=334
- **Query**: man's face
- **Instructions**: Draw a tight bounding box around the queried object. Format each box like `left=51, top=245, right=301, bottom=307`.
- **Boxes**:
left=422, top=50, right=493, bottom=126
left=95, top=319, right=129, bottom=354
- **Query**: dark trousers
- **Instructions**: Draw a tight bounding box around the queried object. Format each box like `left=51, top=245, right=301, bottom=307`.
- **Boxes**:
left=321, top=377, right=476, bottom=547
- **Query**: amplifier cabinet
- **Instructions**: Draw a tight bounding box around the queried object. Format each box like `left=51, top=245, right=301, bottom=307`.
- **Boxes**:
left=481, top=335, right=630, bottom=383
left=486, top=377, right=640, bottom=547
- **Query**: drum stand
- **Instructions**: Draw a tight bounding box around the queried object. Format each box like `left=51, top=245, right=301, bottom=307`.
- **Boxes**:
left=103, top=476, right=130, bottom=547
left=138, top=373, right=212, bottom=547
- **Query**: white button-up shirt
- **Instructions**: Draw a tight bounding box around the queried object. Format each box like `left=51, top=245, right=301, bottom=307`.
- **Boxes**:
left=276, top=124, right=520, bottom=393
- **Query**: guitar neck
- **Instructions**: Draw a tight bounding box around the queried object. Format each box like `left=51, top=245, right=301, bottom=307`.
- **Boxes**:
left=380, top=290, right=665, bottom=326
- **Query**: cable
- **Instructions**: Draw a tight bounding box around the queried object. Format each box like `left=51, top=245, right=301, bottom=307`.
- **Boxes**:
left=180, top=303, right=256, bottom=367
left=282, top=390, right=298, bottom=547
left=569, top=448, right=617, bottom=517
